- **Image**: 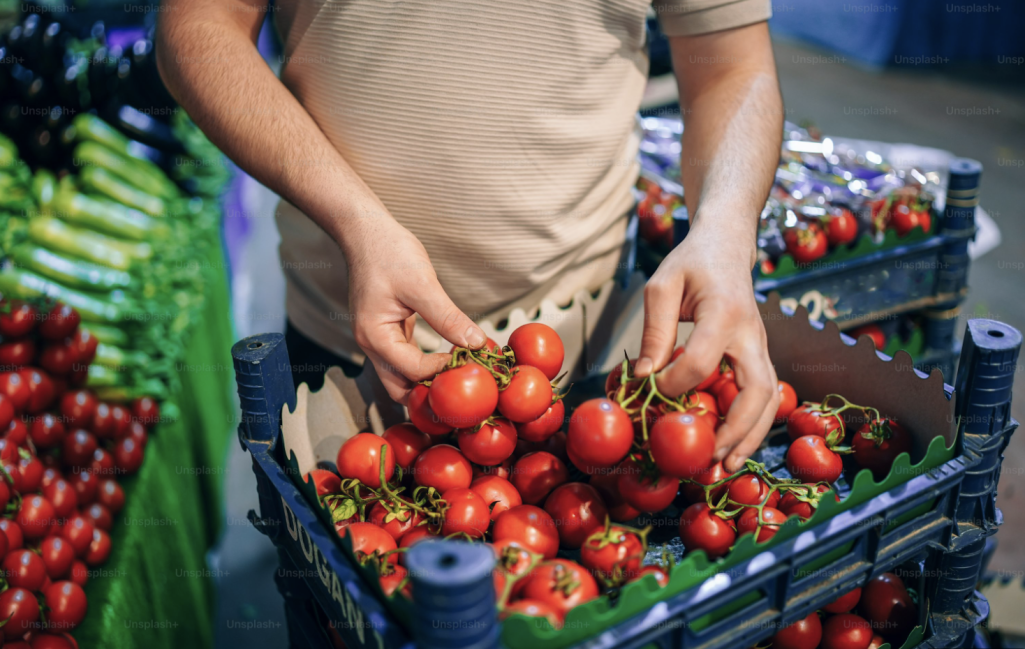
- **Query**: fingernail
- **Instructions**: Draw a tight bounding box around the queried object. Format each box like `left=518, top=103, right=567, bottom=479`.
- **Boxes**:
left=727, top=456, right=747, bottom=472
left=635, top=357, right=653, bottom=377
left=713, top=446, right=728, bottom=462
left=465, top=326, right=486, bottom=348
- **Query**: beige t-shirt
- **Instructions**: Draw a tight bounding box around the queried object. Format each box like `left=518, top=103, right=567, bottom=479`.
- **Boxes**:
left=274, top=0, right=771, bottom=361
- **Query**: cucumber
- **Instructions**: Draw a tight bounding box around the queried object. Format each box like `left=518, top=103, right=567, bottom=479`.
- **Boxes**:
left=9, top=245, right=133, bottom=292
left=78, top=166, right=168, bottom=217
left=71, top=114, right=132, bottom=156
left=86, top=363, right=124, bottom=387
left=81, top=323, right=130, bottom=347
left=52, top=187, right=163, bottom=241
left=95, top=343, right=151, bottom=369
left=28, top=217, right=133, bottom=270
left=73, top=142, right=179, bottom=200
left=32, top=169, right=57, bottom=209
left=0, top=268, right=126, bottom=323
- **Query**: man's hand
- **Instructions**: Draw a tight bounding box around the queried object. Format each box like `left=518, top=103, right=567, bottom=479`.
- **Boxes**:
left=634, top=21, right=783, bottom=472
left=346, top=221, right=487, bottom=403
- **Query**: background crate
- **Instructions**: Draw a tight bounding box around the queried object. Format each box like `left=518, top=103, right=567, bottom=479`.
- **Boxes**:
left=232, top=315, right=1018, bottom=649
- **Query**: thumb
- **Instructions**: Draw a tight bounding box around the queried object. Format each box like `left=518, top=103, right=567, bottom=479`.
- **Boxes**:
left=403, top=279, right=487, bottom=350
left=636, top=278, right=681, bottom=377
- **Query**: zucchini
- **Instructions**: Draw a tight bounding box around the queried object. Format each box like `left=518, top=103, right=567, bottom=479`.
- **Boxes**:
left=0, top=268, right=126, bottom=323
left=94, top=343, right=151, bottom=369
left=86, top=363, right=124, bottom=387
left=73, top=142, right=179, bottom=200
left=8, top=244, right=133, bottom=292
left=28, top=217, right=133, bottom=270
left=71, top=114, right=132, bottom=156
left=52, top=187, right=164, bottom=241
left=32, top=170, right=57, bottom=210
left=81, top=323, right=130, bottom=347
left=78, top=166, right=167, bottom=217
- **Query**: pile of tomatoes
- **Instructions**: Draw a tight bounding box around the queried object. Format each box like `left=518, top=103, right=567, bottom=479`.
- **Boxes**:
left=766, top=571, right=918, bottom=649
left=0, top=298, right=160, bottom=648
left=306, top=322, right=916, bottom=635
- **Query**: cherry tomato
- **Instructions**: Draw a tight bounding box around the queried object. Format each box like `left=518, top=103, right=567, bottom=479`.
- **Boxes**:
left=40, top=536, right=76, bottom=580
left=112, top=437, right=145, bottom=475
left=381, top=423, right=431, bottom=470
left=0, top=371, right=31, bottom=413
left=542, top=482, right=607, bottom=549
left=89, top=402, right=114, bottom=438
left=40, top=342, right=77, bottom=376
left=737, top=506, right=787, bottom=542
left=62, top=429, right=98, bottom=467
left=852, top=418, right=913, bottom=480
left=413, top=444, right=473, bottom=492
left=367, top=501, right=423, bottom=542
left=499, top=366, right=553, bottom=424
left=632, top=565, right=669, bottom=587
left=727, top=474, right=779, bottom=508
left=307, top=469, right=341, bottom=497
left=784, top=223, right=828, bottom=265
left=0, top=518, right=24, bottom=550
left=820, top=613, right=873, bottom=649
left=68, top=471, right=98, bottom=505
left=515, top=429, right=568, bottom=465
left=772, top=611, right=823, bottom=649
left=0, top=479, right=8, bottom=512
left=2, top=548, right=48, bottom=590
left=0, top=300, right=37, bottom=337
left=30, top=412, right=66, bottom=448
left=499, top=599, right=564, bottom=629
left=515, top=399, right=564, bottom=443
left=429, top=363, right=499, bottom=429
left=825, top=209, right=859, bottom=246
left=60, top=515, right=95, bottom=557
left=850, top=324, right=886, bottom=350
left=39, top=304, right=81, bottom=340
left=345, top=522, right=399, bottom=564
left=96, top=479, right=125, bottom=514
left=70, top=328, right=98, bottom=365
left=778, top=484, right=831, bottom=521
left=44, top=580, right=88, bottom=630
left=109, top=405, right=132, bottom=438
left=567, top=398, right=634, bottom=469
left=17, top=454, right=43, bottom=492
left=649, top=412, right=715, bottom=479
left=787, top=404, right=842, bottom=442
left=519, top=559, right=598, bottom=615
left=716, top=379, right=740, bottom=414
left=0, top=338, right=36, bottom=368
left=440, top=487, right=491, bottom=538
left=860, top=573, right=917, bottom=641
left=890, top=203, right=930, bottom=237
left=6, top=415, right=28, bottom=446
left=678, top=503, right=736, bottom=559
left=127, top=421, right=148, bottom=448
left=617, top=460, right=679, bottom=513
left=71, top=561, right=88, bottom=586
left=473, top=458, right=513, bottom=481
left=823, top=587, right=862, bottom=614
left=377, top=562, right=410, bottom=598
left=681, top=391, right=720, bottom=431
left=510, top=451, right=568, bottom=505
left=131, top=396, right=160, bottom=426
left=0, top=587, right=40, bottom=639
left=589, top=470, right=641, bottom=522
left=0, top=394, right=13, bottom=431
left=17, top=494, right=56, bottom=539
left=470, top=475, right=522, bottom=520
left=787, top=435, right=844, bottom=483
left=84, top=528, right=111, bottom=566
left=775, top=381, right=798, bottom=424
left=682, top=461, right=730, bottom=505
left=604, top=357, right=644, bottom=401
left=20, top=367, right=56, bottom=413
left=580, top=525, right=644, bottom=581
left=508, top=323, right=564, bottom=381
left=493, top=505, right=559, bottom=559
left=457, top=418, right=517, bottom=466
left=408, top=384, right=452, bottom=435
left=336, top=432, right=394, bottom=488
left=84, top=503, right=113, bottom=531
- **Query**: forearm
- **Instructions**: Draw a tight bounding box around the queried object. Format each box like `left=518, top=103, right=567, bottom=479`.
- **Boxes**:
left=155, top=0, right=389, bottom=258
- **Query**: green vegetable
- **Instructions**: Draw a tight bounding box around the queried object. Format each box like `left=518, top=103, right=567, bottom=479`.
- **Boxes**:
left=52, top=187, right=165, bottom=241
left=78, top=166, right=168, bottom=217
left=86, top=363, right=124, bottom=387
left=32, top=170, right=57, bottom=209
left=94, top=343, right=151, bottom=369
left=71, top=114, right=132, bottom=156
left=0, top=268, right=128, bottom=323
left=0, top=214, right=29, bottom=254
left=81, top=323, right=130, bottom=347
left=0, top=134, right=19, bottom=169
left=8, top=244, right=133, bottom=291
left=28, top=217, right=133, bottom=270
left=93, top=379, right=169, bottom=403
left=73, top=142, right=179, bottom=200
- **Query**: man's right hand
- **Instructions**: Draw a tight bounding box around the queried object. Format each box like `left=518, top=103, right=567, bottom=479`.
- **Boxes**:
left=346, top=220, right=487, bottom=403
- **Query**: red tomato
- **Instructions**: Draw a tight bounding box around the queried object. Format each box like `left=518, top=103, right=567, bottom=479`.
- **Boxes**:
left=474, top=458, right=513, bottom=481
left=84, top=503, right=113, bottom=531
left=682, top=461, right=730, bottom=505
left=823, top=587, right=862, bottom=614
left=787, top=435, right=844, bottom=483
left=649, top=412, right=715, bottom=479
left=851, top=418, right=913, bottom=480
left=784, top=224, right=829, bottom=265
left=71, top=328, right=98, bottom=365
left=5, top=415, right=28, bottom=446
left=580, top=526, right=644, bottom=581
left=787, top=404, right=842, bottom=442
left=507, top=323, right=565, bottom=381
left=413, top=444, right=473, bottom=492
left=820, top=613, right=873, bottom=649
left=43, top=581, right=87, bottom=630
left=498, top=366, right=553, bottom=423
left=90, top=403, right=114, bottom=438
left=68, top=471, right=98, bottom=506
left=17, top=494, right=56, bottom=539
left=0, top=518, right=24, bottom=550
left=542, top=482, right=608, bottom=549
left=0, top=338, right=36, bottom=368
left=97, top=479, right=125, bottom=514
left=90, top=447, right=116, bottom=477
left=60, top=390, right=96, bottom=429
left=589, top=471, right=642, bottom=522
left=890, top=203, right=930, bottom=237
left=499, top=599, right=564, bottom=629
left=109, top=405, right=132, bottom=438
left=778, top=484, right=831, bottom=521
left=850, top=324, right=886, bottom=350
left=407, top=384, right=453, bottom=436
left=0, top=587, right=40, bottom=639
left=378, top=563, right=410, bottom=598
left=492, top=538, right=538, bottom=598
left=440, top=488, right=491, bottom=538
left=716, top=379, right=740, bottom=414
left=457, top=418, right=518, bottom=466
left=678, top=503, right=736, bottom=560
left=825, top=209, right=859, bottom=246
left=336, top=432, right=394, bottom=489
left=30, top=412, right=66, bottom=448
left=737, top=506, right=787, bottom=542
left=344, top=522, right=399, bottom=564
left=727, top=474, right=779, bottom=508
left=566, top=399, right=633, bottom=469
left=131, top=396, right=160, bottom=426
left=681, top=391, right=720, bottom=431
left=775, top=381, right=798, bottom=424
left=0, top=394, right=13, bottom=430
left=429, top=363, right=499, bottom=428
left=519, top=559, right=598, bottom=615
left=381, top=423, right=432, bottom=470
left=470, top=475, right=522, bottom=521
left=127, top=421, right=148, bottom=448
left=493, top=505, right=559, bottom=559
left=617, top=459, right=679, bottom=513
left=772, top=611, right=823, bottom=649
left=307, top=469, right=342, bottom=497
left=515, top=429, right=568, bottom=464
left=70, top=561, right=88, bottom=586
left=515, top=399, right=564, bottom=443
left=84, top=528, right=111, bottom=566
left=632, top=565, right=669, bottom=587
left=860, top=573, right=917, bottom=641
left=39, top=342, right=77, bottom=376
left=0, top=372, right=31, bottom=413
left=17, top=455, right=43, bottom=492
left=367, top=501, right=423, bottom=542
left=510, top=452, right=569, bottom=505
left=39, top=304, right=81, bottom=340
left=18, top=367, right=55, bottom=414
left=604, top=358, right=644, bottom=401
left=112, top=437, right=144, bottom=475
left=3, top=549, right=48, bottom=590
left=0, top=300, right=37, bottom=337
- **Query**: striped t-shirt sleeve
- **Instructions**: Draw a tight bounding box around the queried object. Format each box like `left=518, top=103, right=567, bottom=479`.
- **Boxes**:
left=652, top=0, right=772, bottom=36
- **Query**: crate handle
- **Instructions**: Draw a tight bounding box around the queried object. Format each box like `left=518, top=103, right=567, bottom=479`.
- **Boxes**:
left=232, top=332, right=297, bottom=449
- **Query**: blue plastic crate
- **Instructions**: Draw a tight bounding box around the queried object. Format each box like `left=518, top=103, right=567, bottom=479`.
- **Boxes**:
left=233, top=317, right=1018, bottom=649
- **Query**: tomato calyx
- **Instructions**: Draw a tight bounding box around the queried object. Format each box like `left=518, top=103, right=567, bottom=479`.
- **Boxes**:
left=550, top=563, right=584, bottom=598
left=585, top=516, right=651, bottom=552
left=446, top=347, right=514, bottom=389
left=495, top=548, right=543, bottom=606
left=859, top=417, right=899, bottom=448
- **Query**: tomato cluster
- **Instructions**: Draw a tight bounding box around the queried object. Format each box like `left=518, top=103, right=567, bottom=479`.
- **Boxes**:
left=768, top=572, right=917, bottom=649
left=0, top=299, right=161, bottom=647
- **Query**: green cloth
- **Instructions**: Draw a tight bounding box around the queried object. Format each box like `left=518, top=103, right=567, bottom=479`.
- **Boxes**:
left=74, top=235, right=236, bottom=649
